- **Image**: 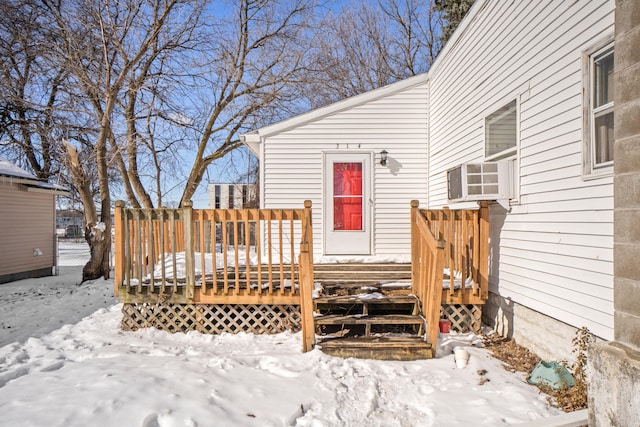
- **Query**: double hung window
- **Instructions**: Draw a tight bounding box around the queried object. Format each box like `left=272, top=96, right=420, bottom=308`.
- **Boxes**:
left=591, top=46, right=615, bottom=168
left=485, top=100, right=517, bottom=160
left=583, top=41, right=614, bottom=176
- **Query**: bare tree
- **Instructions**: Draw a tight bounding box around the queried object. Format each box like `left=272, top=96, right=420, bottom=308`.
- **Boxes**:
left=0, top=0, right=68, bottom=180
left=379, top=0, right=442, bottom=76
left=44, top=0, right=203, bottom=280
left=30, top=0, right=317, bottom=280
left=177, top=0, right=317, bottom=206
left=304, top=0, right=441, bottom=107
left=3, top=0, right=448, bottom=283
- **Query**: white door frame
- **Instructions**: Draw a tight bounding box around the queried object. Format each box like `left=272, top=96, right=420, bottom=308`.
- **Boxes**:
left=322, top=151, right=373, bottom=256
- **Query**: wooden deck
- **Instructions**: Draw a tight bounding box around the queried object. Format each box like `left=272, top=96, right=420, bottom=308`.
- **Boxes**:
left=113, top=200, right=489, bottom=358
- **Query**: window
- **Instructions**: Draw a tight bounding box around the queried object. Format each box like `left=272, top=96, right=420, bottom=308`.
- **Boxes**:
left=333, top=162, right=363, bottom=231
left=228, top=185, right=235, bottom=209
left=485, top=100, right=517, bottom=160
left=591, top=46, right=614, bottom=168
left=583, top=40, right=614, bottom=176
left=214, top=185, right=221, bottom=209
left=242, top=185, right=248, bottom=207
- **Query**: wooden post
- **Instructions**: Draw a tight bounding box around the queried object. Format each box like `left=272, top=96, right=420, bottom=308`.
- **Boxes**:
left=233, top=209, right=240, bottom=295
left=147, top=209, right=155, bottom=291
left=135, top=210, right=143, bottom=292
left=183, top=200, right=195, bottom=301
left=472, top=210, right=480, bottom=296
left=427, top=239, right=446, bottom=348
left=410, top=200, right=420, bottom=296
left=478, top=201, right=490, bottom=300
left=442, top=206, right=454, bottom=296
left=255, top=209, right=262, bottom=295
left=299, top=200, right=315, bottom=352
left=159, top=209, right=166, bottom=294
left=199, top=211, right=206, bottom=292
left=114, top=201, right=125, bottom=297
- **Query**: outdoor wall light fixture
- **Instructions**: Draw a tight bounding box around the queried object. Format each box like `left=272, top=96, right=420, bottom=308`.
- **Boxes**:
left=380, top=150, right=388, bottom=166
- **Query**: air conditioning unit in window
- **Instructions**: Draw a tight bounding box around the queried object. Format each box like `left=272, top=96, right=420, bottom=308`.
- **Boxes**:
left=447, top=161, right=514, bottom=207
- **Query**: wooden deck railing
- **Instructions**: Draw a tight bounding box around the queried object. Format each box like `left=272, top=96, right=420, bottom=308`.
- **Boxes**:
left=113, top=200, right=316, bottom=351
left=411, top=200, right=490, bottom=345
left=417, top=201, right=489, bottom=305
left=411, top=200, right=447, bottom=347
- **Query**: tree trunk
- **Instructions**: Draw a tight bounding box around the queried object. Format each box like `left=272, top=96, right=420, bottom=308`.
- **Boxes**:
left=82, top=221, right=111, bottom=281
left=62, top=139, right=109, bottom=281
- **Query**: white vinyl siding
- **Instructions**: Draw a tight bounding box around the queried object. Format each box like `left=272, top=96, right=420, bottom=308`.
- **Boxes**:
left=262, top=81, right=429, bottom=257
left=428, top=0, right=615, bottom=339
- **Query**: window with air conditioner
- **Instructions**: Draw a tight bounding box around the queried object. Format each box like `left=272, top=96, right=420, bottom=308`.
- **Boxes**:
left=583, top=40, right=614, bottom=177
left=447, top=161, right=513, bottom=204
left=485, top=100, right=517, bottom=160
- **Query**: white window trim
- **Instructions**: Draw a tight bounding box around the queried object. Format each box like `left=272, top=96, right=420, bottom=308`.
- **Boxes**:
left=582, top=36, right=615, bottom=179
left=483, top=94, right=522, bottom=206
left=484, top=99, right=519, bottom=162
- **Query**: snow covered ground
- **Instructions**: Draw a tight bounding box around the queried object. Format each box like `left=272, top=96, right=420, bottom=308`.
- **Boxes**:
left=0, top=242, right=561, bottom=426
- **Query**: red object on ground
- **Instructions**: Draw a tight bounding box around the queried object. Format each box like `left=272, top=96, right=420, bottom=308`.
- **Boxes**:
left=439, top=319, right=451, bottom=333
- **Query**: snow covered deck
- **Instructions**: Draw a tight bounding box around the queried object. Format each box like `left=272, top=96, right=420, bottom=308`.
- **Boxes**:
left=113, top=200, right=489, bottom=352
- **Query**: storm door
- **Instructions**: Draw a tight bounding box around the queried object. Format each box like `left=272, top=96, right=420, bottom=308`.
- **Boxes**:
left=323, top=152, right=371, bottom=255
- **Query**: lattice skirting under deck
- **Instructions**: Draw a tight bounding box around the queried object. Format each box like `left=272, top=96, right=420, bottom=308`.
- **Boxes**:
left=440, top=304, right=482, bottom=333
left=121, top=303, right=302, bottom=335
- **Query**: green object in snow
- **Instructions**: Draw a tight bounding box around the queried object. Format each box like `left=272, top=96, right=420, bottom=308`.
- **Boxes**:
left=528, top=361, right=575, bottom=390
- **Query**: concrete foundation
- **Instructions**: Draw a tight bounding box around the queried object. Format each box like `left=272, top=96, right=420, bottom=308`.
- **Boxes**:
left=587, top=1, right=640, bottom=425
left=588, top=342, right=640, bottom=426
left=483, top=291, right=581, bottom=362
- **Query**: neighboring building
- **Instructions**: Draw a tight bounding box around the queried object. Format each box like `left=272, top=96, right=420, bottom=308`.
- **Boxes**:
left=0, top=158, right=67, bottom=284
left=208, top=183, right=259, bottom=247
left=243, top=0, right=618, bottom=362
left=207, top=183, right=258, bottom=209
left=56, top=209, right=84, bottom=237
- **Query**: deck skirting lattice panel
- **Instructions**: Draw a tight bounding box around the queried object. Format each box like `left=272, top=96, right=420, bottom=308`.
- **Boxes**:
left=121, top=303, right=302, bottom=334
left=440, top=304, right=482, bottom=333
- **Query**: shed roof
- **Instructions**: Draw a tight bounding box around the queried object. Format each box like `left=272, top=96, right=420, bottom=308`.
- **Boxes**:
left=0, top=157, right=68, bottom=193
left=0, top=157, right=38, bottom=180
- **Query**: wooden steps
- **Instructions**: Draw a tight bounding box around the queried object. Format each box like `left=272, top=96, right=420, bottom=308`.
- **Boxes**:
left=314, top=263, right=412, bottom=298
left=315, top=314, right=424, bottom=326
left=318, top=336, right=433, bottom=361
left=314, top=294, right=417, bottom=305
left=312, top=264, right=434, bottom=360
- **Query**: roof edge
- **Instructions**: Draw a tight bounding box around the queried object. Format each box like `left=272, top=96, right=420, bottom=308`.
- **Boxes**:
left=247, top=72, right=429, bottom=138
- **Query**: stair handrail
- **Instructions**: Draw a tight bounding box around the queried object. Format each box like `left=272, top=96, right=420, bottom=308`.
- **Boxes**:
left=410, top=200, right=446, bottom=348
left=298, top=200, right=315, bottom=352
left=419, top=202, right=489, bottom=303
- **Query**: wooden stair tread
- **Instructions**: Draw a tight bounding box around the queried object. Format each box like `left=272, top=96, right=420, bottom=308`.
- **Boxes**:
left=313, top=263, right=411, bottom=271
left=320, top=282, right=411, bottom=288
left=243, top=263, right=411, bottom=273
left=314, top=276, right=411, bottom=287
left=318, top=335, right=431, bottom=348
left=314, top=314, right=423, bottom=325
left=314, top=295, right=417, bottom=305
left=315, top=272, right=411, bottom=279
left=317, top=336, right=434, bottom=360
